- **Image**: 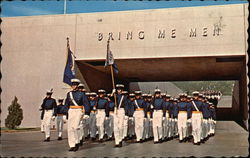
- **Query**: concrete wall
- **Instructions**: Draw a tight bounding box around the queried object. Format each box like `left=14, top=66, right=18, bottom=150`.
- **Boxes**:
left=1, top=4, right=248, bottom=127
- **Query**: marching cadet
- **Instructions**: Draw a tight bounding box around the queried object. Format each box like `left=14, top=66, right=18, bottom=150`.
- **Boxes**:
left=78, top=83, right=89, bottom=145
left=152, top=89, right=166, bottom=144
left=88, top=92, right=97, bottom=141
left=112, top=84, right=128, bottom=147
left=146, top=94, right=154, bottom=140
left=40, top=90, right=57, bottom=142
left=201, top=96, right=211, bottom=143
left=172, top=98, right=179, bottom=138
left=106, top=94, right=115, bottom=141
left=176, top=93, right=188, bottom=143
left=191, top=91, right=203, bottom=145
left=55, top=98, right=68, bottom=140
left=142, top=93, right=148, bottom=141
left=122, top=90, right=130, bottom=141
left=186, top=96, right=193, bottom=141
left=168, top=97, right=174, bottom=139
left=133, top=91, right=146, bottom=143
left=164, top=94, right=172, bottom=141
left=161, top=93, right=167, bottom=141
left=126, top=93, right=136, bottom=141
left=95, top=89, right=110, bottom=142
left=65, top=78, right=90, bottom=152
left=208, top=102, right=216, bottom=136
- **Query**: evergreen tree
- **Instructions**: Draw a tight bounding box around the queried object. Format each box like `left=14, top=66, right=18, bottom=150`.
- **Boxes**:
left=5, top=96, right=23, bottom=129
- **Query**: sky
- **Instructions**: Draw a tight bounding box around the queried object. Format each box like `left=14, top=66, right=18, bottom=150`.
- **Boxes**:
left=1, top=0, right=248, bottom=17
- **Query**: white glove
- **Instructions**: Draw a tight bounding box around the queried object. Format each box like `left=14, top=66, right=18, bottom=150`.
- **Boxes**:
left=105, top=117, right=109, bottom=120
left=163, top=117, right=166, bottom=120
left=124, top=116, right=128, bottom=120
left=187, top=119, right=191, bottom=123
left=150, top=105, right=154, bottom=109
left=150, top=118, right=153, bottom=121
left=52, top=116, right=56, bottom=121
left=112, top=89, right=116, bottom=94
left=213, top=120, right=216, bottom=124
left=83, top=115, right=89, bottom=119
left=63, top=115, right=67, bottom=123
left=174, top=118, right=177, bottom=122
left=144, top=118, right=147, bottom=121
left=129, top=117, right=133, bottom=121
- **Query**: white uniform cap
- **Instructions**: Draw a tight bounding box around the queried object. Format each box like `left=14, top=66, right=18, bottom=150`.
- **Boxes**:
left=46, top=90, right=53, bottom=94
left=142, top=94, right=147, bottom=97
left=122, top=91, right=128, bottom=94
left=78, top=83, right=84, bottom=87
left=154, top=89, right=161, bottom=93
left=90, top=92, right=97, bottom=96
left=161, top=93, right=166, bottom=96
left=116, top=84, right=124, bottom=88
left=166, top=94, right=171, bottom=98
left=134, top=91, right=142, bottom=94
left=71, top=78, right=80, bottom=83
left=85, top=92, right=90, bottom=95
left=98, top=89, right=106, bottom=93
left=192, top=91, right=199, bottom=95
left=129, top=93, right=135, bottom=97
left=147, top=94, right=152, bottom=97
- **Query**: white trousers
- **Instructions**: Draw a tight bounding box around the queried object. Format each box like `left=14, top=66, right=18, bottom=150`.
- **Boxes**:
left=89, top=112, right=97, bottom=138
left=163, top=113, right=170, bottom=138
left=177, top=112, right=187, bottom=141
left=106, top=113, right=114, bottom=138
left=67, top=109, right=83, bottom=148
left=41, top=119, right=45, bottom=132
left=202, top=119, right=208, bottom=139
left=153, top=110, right=163, bottom=142
left=123, top=115, right=129, bottom=139
left=168, top=118, right=174, bottom=137
left=56, top=116, right=64, bottom=137
left=113, top=108, right=125, bottom=145
left=128, top=117, right=135, bottom=137
left=96, top=110, right=106, bottom=140
left=44, top=110, right=53, bottom=138
left=192, top=113, right=202, bottom=143
left=134, top=111, right=144, bottom=141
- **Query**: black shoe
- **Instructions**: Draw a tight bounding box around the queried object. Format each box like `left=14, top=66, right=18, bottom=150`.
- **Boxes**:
left=79, top=140, right=83, bottom=146
left=154, top=141, right=159, bottom=144
left=99, top=139, right=103, bottom=143
left=119, top=141, right=122, bottom=147
left=44, top=137, right=50, bottom=142
left=58, top=137, right=62, bottom=141
left=69, top=147, right=75, bottom=151
left=201, top=139, right=205, bottom=144
left=197, top=142, right=201, bottom=145
left=91, top=137, right=96, bottom=141
left=74, top=144, right=79, bottom=151
left=114, top=144, right=120, bottom=148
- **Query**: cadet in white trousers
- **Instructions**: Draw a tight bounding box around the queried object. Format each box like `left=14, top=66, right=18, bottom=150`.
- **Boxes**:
left=65, top=79, right=90, bottom=152
left=88, top=92, right=97, bottom=140
left=163, top=94, right=172, bottom=141
left=95, top=89, right=109, bottom=142
left=106, top=94, right=114, bottom=140
left=40, top=90, right=57, bottom=142
left=134, top=91, right=145, bottom=143
left=55, top=98, right=67, bottom=140
left=191, top=91, right=203, bottom=145
left=122, top=91, right=129, bottom=140
left=113, top=84, right=127, bottom=147
left=186, top=96, right=193, bottom=140
left=152, top=89, right=166, bottom=144
left=176, top=93, right=188, bottom=142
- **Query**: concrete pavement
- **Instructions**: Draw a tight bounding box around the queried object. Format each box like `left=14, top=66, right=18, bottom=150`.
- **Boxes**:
left=1, top=121, right=248, bottom=157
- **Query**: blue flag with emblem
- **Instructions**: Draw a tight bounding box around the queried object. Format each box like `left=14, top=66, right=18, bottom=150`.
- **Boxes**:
left=105, top=40, right=119, bottom=74
left=63, top=38, right=76, bottom=85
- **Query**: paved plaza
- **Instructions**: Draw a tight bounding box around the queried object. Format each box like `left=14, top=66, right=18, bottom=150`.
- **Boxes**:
left=1, top=121, right=248, bottom=157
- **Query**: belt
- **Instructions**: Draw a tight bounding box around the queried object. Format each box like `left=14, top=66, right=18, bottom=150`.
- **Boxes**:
left=57, top=114, right=64, bottom=116
left=136, top=108, right=144, bottom=111
left=179, top=111, right=187, bottom=113
left=69, top=106, right=84, bottom=109
left=192, top=111, right=201, bottom=113
left=147, top=112, right=151, bottom=114
left=91, top=110, right=97, bottom=113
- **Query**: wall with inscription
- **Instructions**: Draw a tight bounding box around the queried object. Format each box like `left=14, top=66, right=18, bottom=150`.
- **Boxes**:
left=75, top=4, right=248, bottom=60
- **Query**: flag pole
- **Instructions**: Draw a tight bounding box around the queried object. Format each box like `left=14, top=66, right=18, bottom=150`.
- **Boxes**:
left=107, top=40, right=118, bottom=114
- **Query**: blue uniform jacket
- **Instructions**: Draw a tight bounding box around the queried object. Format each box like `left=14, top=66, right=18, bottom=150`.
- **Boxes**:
left=165, top=101, right=171, bottom=116
left=191, top=100, right=204, bottom=112
left=209, top=107, right=216, bottom=120
left=41, top=97, right=57, bottom=118
left=126, top=99, right=136, bottom=117
left=96, top=97, right=109, bottom=117
left=109, top=101, right=115, bottom=112
left=172, top=103, right=178, bottom=118
left=186, top=102, right=192, bottom=119
left=144, top=101, right=153, bottom=118
left=202, top=102, right=210, bottom=119
left=65, top=90, right=91, bottom=115
left=89, top=100, right=97, bottom=112
left=152, top=98, right=166, bottom=117
left=117, top=94, right=128, bottom=116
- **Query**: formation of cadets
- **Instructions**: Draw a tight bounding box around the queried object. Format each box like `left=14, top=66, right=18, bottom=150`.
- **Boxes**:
left=40, top=79, right=217, bottom=152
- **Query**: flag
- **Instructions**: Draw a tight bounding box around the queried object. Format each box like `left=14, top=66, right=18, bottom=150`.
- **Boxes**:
left=63, top=40, right=76, bottom=85
left=105, top=40, right=119, bottom=74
